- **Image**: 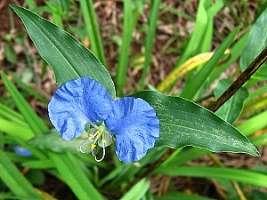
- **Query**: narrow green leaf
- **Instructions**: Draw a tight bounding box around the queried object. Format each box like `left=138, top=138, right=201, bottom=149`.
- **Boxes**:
left=252, top=133, right=267, bottom=146
left=0, top=102, right=26, bottom=126
left=79, top=0, right=106, bottom=64
left=240, top=7, right=267, bottom=79
left=237, top=110, right=267, bottom=136
left=116, top=0, right=143, bottom=96
left=50, top=153, right=103, bottom=200
left=204, top=32, right=248, bottom=87
left=156, top=148, right=209, bottom=172
left=214, top=79, right=248, bottom=123
left=120, top=179, right=150, bottom=200
left=181, top=29, right=237, bottom=99
left=135, top=91, right=258, bottom=156
left=1, top=73, right=47, bottom=135
left=155, top=192, right=212, bottom=200
left=156, top=166, right=267, bottom=187
left=176, top=0, right=208, bottom=65
left=139, top=0, right=161, bottom=89
left=11, top=5, right=115, bottom=97
left=22, top=159, right=54, bottom=169
left=0, top=118, right=34, bottom=140
left=200, top=0, right=223, bottom=52
left=0, top=150, right=41, bottom=199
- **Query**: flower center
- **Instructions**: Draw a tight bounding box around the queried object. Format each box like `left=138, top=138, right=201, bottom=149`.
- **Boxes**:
left=79, top=122, right=113, bottom=162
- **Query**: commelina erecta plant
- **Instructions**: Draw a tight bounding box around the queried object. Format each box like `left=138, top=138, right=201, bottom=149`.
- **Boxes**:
left=48, top=77, right=160, bottom=163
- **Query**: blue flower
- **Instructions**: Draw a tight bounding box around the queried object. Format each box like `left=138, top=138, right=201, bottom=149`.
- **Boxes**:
left=48, top=77, right=159, bottom=163
left=14, top=146, right=32, bottom=157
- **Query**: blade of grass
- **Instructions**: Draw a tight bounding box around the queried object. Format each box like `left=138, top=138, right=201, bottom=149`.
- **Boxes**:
left=50, top=152, right=103, bottom=200
left=116, top=0, right=143, bottom=96
left=176, top=0, right=208, bottom=65
left=155, top=192, right=212, bottom=200
left=79, top=0, right=106, bottom=64
left=0, top=118, right=34, bottom=140
left=120, top=178, right=150, bottom=200
left=157, top=52, right=214, bottom=92
left=0, top=102, right=27, bottom=126
left=138, top=0, right=161, bottom=89
left=24, top=0, right=37, bottom=10
left=156, top=166, right=267, bottom=187
left=181, top=29, right=238, bottom=100
left=22, top=159, right=54, bottom=169
left=252, top=133, right=267, bottom=146
left=203, top=33, right=248, bottom=88
left=0, top=150, right=41, bottom=199
left=200, top=0, right=223, bottom=52
left=1, top=73, right=48, bottom=135
left=156, top=148, right=209, bottom=172
left=237, top=110, right=267, bottom=136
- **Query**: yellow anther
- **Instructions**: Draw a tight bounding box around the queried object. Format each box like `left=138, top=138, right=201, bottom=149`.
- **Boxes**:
left=90, top=144, right=96, bottom=150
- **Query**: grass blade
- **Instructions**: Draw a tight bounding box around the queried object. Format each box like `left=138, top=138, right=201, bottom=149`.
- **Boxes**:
left=0, top=118, right=34, bottom=140
left=176, top=0, right=208, bottom=65
left=237, top=110, right=267, bottom=136
left=79, top=0, right=106, bottom=64
left=155, top=192, right=212, bottom=200
left=157, top=166, right=267, bottom=188
left=120, top=178, right=150, bottom=200
left=138, top=0, right=161, bottom=89
left=181, top=29, right=238, bottom=100
left=0, top=150, right=41, bottom=199
left=1, top=73, right=48, bottom=135
left=116, top=0, right=143, bottom=95
left=50, top=153, right=103, bottom=200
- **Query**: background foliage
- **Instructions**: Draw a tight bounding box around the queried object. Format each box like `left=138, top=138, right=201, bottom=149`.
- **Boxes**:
left=0, top=0, right=267, bottom=199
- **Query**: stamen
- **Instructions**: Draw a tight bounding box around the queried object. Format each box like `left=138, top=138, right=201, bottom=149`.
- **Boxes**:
left=79, top=140, right=92, bottom=153
left=93, top=142, right=106, bottom=162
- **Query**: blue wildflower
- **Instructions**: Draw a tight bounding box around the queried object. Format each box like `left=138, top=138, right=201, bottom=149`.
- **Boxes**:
left=48, top=77, right=159, bottom=163
left=14, top=146, right=32, bottom=157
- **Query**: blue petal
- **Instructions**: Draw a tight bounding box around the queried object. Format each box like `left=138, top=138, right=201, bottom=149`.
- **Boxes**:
left=48, top=77, right=112, bottom=140
left=105, top=97, right=159, bottom=163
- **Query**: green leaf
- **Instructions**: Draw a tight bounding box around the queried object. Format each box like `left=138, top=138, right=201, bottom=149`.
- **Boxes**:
left=156, top=166, right=267, bottom=188
left=0, top=117, right=34, bottom=140
left=240, top=7, right=267, bottom=79
left=237, top=110, right=267, bottom=136
left=0, top=150, right=41, bottom=199
left=50, top=152, right=103, bottom=200
left=120, top=179, right=150, bottom=200
left=155, top=192, right=212, bottom=200
left=10, top=5, right=116, bottom=97
left=79, top=0, right=106, bottom=65
left=139, top=0, right=161, bottom=89
left=1, top=73, right=47, bottom=136
left=176, top=0, right=209, bottom=65
left=135, top=91, right=258, bottom=156
left=156, top=148, right=209, bottom=172
left=214, top=79, right=248, bottom=123
left=181, top=28, right=238, bottom=100
left=115, top=0, right=144, bottom=96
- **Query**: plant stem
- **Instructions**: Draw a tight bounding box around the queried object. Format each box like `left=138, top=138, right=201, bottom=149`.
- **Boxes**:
left=210, top=47, right=267, bottom=112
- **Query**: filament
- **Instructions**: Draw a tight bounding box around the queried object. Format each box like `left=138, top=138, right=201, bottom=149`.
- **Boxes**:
left=93, top=142, right=106, bottom=162
left=79, top=140, right=92, bottom=153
